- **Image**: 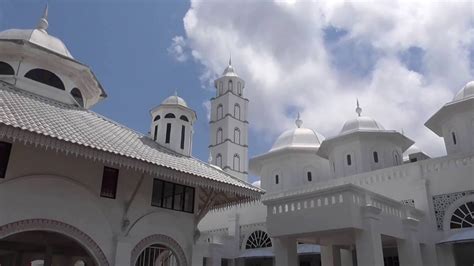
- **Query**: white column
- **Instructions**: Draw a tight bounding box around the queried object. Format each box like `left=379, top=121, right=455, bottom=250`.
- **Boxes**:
left=321, top=245, right=341, bottom=266
left=421, top=244, right=439, bottom=266
left=273, top=237, right=298, bottom=266
left=436, top=244, right=456, bottom=266
left=355, top=205, right=384, bottom=266
left=115, top=238, right=132, bottom=266
left=397, top=218, right=423, bottom=266
left=340, top=249, right=353, bottom=266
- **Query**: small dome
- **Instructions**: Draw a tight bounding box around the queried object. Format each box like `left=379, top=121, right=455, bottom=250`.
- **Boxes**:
left=271, top=127, right=324, bottom=151
left=222, top=64, right=238, bottom=77
left=453, top=81, right=474, bottom=101
left=161, top=94, right=188, bottom=108
left=340, top=116, right=385, bottom=135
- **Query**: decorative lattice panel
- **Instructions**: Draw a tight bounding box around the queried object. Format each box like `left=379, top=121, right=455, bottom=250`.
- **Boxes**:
left=432, top=190, right=474, bottom=230
left=400, top=199, right=415, bottom=207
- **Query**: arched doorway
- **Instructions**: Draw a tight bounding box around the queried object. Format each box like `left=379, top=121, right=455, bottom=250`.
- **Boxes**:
left=0, top=231, right=95, bottom=266
left=131, top=235, right=187, bottom=266
left=0, top=219, right=109, bottom=266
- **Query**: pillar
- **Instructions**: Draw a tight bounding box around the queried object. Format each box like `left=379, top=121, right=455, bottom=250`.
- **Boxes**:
left=355, top=205, right=384, bottom=266
left=340, top=249, right=353, bottom=266
left=273, top=237, right=297, bottom=266
left=397, top=218, right=423, bottom=266
left=436, top=244, right=456, bottom=266
left=44, top=245, right=53, bottom=266
left=115, top=238, right=132, bottom=266
left=320, top=245, right=341, bottom=266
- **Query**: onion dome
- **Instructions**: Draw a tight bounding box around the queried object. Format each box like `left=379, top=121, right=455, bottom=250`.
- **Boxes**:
left=222, top=57, right=238, bottom=77
left=0, top=5, right=73, bottom=59
left=270, top=113, right=324, bottom=152
left=161, top=91, right=188, bottom=108
left=453, top=80, right=474, bottom=101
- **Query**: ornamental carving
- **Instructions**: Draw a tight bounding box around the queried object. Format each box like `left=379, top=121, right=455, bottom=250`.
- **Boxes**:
left=433, top=190, right=474, bottom=230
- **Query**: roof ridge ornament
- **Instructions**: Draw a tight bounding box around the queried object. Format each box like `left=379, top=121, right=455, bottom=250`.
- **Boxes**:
left=356, top=99, right=362, bottom=117
left=295, top=112, right=303, bottom=128
left=37, top=3, right=49, bottom=33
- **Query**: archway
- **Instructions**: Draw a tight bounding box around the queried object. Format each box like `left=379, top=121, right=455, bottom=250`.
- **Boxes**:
left=0, top=219, right=109, bottom=266
left=131, top=235, right=187, bottom=266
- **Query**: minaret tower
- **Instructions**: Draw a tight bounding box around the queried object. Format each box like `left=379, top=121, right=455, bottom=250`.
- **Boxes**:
left=209, top=58, right=249, bottom=181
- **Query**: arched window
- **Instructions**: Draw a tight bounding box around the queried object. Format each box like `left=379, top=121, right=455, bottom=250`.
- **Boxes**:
left=180, top=115, right=189, bottom=122
left=245, top=230, right=272, bottom=249
left=216, top=128, right=223, bottom=144
left=153, top=125, right=158, bottom=141
left=216, top=154, right=222, bottom=168
left=234, top=128, right=241, bottom=144
left=165, top=113, right=175, bottom=119
left=180, top=125, right=186, bottom=149
left=275, top=174, right=279, bottom=184
left=0, top=61, right=14, bottom=75
left=332, top=162, right=336, bottom=173
left=452, top=132, right=457, bottom=145
left=373, top=151, right=379, bottom=163
left=217, top=104, right=223, bottom=120
left=154, top=115, right=161, bottom=121
left=393, top=151, right=400, bottom=165
left=219, top=81, right=223, bottom=95
left=25, top=68, right=65, bottom=90
left=70, top=88, right=84, bottom=107
left=228, top=80, right=233, bottom=91
left=234, top=104, right=241, bottom=119
left=307, top=172, right=312, bottom=182
left=165, top=123, right=172, bottom=144
left=450, top=202, right=474, bottom=229
left=237, top=82, right=242, bottom=96
left=346, top=154, right=352, bottom=166
left=233, top=154, right=240, bottom=171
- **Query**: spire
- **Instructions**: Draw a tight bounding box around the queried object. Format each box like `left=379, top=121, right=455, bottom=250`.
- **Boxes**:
left=37, top=3, right=49, bottom=32
left=229, top=53, right=232, bottom=66
left=295, top=112, right=303, bottom=128
left=356, top=99, right=362, bottom=117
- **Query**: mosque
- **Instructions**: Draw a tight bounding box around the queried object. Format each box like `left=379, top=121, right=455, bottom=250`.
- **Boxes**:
left=0, top=6, right=473, bottom=266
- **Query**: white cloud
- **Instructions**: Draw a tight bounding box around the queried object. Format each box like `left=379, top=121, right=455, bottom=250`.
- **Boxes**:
left=180, top=0, right=474, bottom=156
left=168, top=35, right=189, bottom=62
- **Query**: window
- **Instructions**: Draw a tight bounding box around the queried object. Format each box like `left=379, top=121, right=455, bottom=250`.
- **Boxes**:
left=180, top=125, right=185, bottom=149
left=165, top=123, right=172, bottom=144
left=373, top=151, right=379, bottom=163
left=275, top=175, right=279, bottom=184
left=228, top=80, right=233, bottom=91
left=153, top=125, right=158, bottom=141
left=307, top=172, right=312, bottom=182
left=154, top=115, right=161, bottom=121
left=219, top=81, right=223, bottom=95
left=233, top=154, right=240, bottom=171
left=217, top=104, right=223, bottom=120
left=450, top=202, right=474, bottom=229
left=394, top=152, right=400, bottom=165
left=452, top=132, right=457, bottom=145
left=234, top=104, right=241, bottom=119
left=216, top=128, right=223, bottom=144
left=234, top=128, right=240, bottom=144
left=237, top=82, right=242, bottom=96
left=70, top=88, right=84, bottom=107
left=180, top=115, right=189, bottom=122
left=25, top=68, right=65, bottom=90
left=100, top=167, right=118, bottom=199
left=332, top=162, right=336, bottom=173
left=164, top=113, right=175, bottom=119
left=216, top=154, right=223, bottom=168
left=0, top=61, right=14, bottom=75
left=0, top=141, right=12, bottom=179
left=245, top=230, right=272, bottom=249
left=152, top=179, right=195, bottom=213
left=346, top=154, right=352, bottom=166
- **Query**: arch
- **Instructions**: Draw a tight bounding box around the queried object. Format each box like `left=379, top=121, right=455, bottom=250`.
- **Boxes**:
left=234, top=128, right=241, bottom=144
left=71, top=88, right=84, bottom=107
left=131, top=234, right=188, bottom=266
left=245, top=230, right=272, bottom=249
left=216, top=128, right=223, bottom=144
left=154, top=115, right=161, bottom=121
left=228, top=80, right=233, bottom=91
left=393, top=151, right=401, bottom=165
left=219, top=81, right=223, bottom=95
left=25, top=68, right=65, bottom=90
left=165, top=113, right=176, bottom=119
left=307, top=171, right=312, bottom=182
left=180, top=115, right=189, bottom=122
left=216, top=154, right=222, bottom=168
left=0, top=219, right=109, bottom=266
left=217, top=104, right=223, bottom=120
left=452, top=131, right=457, bottom=145
left=237, top=82, right=242, bottom=96
left=443, top=194, right=474, bottom=231
left=233, top=154, right=240, bottom=171
left=373, top=151, right=379, bottom=163
left=0, top=61, right=15, bottom=75
left=346, top=154, right=352, bottom=166
left=450, top=201, right=474, bottom=229
left=234, top=103, right=241, bottom=120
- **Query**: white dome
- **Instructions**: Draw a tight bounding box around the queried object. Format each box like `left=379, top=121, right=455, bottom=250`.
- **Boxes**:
left=453, top=81, right=474, bottom=101
left=340, top=116, right=385, bottom=135
left=270, top=127, right=324, bottom=151
left=222, top=65, right=238, bottom=77
left=161, top=95, right=188, bottom=107
left=0, top=28, right=73, bottom=59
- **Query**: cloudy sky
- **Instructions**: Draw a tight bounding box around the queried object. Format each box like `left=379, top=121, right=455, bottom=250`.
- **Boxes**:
left=1, top=1, right=473, bottom=181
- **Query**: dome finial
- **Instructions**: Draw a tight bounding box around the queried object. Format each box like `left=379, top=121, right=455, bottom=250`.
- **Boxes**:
left=295, top=112, right=303, bottom=128
left=356, top=99, right=362, bottom=117
left=37, top=3, right=49, bottom=32
left=229, top=52, right=232, bottom=66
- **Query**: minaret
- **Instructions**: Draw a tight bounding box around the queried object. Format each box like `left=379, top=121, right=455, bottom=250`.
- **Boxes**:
left=209, top=58, right=249, bottom=181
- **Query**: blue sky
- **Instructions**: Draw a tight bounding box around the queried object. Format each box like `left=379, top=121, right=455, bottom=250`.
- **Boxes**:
left=1, top=1, right=473, bottom=183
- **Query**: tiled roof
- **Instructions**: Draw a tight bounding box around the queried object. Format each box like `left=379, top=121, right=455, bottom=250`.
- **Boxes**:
left=0, top=81, right=262, bottom=196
